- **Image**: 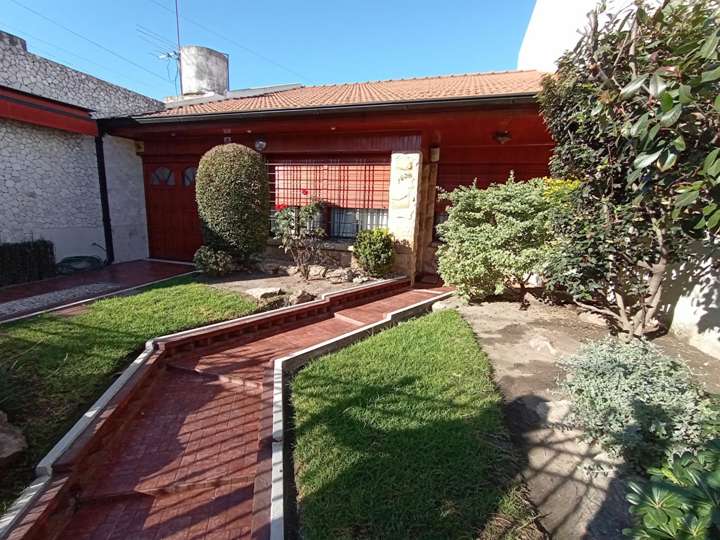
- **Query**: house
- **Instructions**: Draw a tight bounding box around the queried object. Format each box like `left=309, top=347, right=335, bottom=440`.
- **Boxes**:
left=104, top=45, right=552, bottom=276
left=0, top=30, right=161, bottom=263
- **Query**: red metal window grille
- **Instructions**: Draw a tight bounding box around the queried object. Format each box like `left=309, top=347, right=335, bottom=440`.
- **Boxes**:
left=268, top=158, right=391, bottom=239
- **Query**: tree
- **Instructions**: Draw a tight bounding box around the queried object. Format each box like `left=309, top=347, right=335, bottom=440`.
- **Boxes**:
left=195, top=144, right=270, bottom=262
left=539, top=0, right=720, bottom=338
left=437, top=177, right=569, bottom=304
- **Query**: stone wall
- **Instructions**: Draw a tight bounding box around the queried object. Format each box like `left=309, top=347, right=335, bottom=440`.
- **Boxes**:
left=0, top=120, right=147, bottom=263
left=0, top=119, right=105, bottom=260
left=0, top=33, right=161, bottom=118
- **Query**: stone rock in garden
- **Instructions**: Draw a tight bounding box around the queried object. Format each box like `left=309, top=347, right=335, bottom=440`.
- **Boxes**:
left=0, top=411, right=27, bottom=467
left=326, top=267, right=355, bottom=284
left=308, top=265, right=328, bottom=279
left=245, top=287, right=284, bottom=300
left=285, top=265, right=298, bottom=276
left=431, top=300, right=452, bottom=312
left=352, top=276, right=371, bottom=284
left=578, top=310, right=607, bottom=327
left=288, top=290, right=315, bottom=305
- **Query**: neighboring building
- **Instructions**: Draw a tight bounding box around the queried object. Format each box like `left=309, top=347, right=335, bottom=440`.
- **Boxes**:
left=518, top=0, right=719, bottom=357
left=0, top=30, right=162, bottom=262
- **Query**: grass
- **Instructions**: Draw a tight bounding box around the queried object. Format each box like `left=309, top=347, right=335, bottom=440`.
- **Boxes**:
left=0, top=276, right=256, bottom=512
left=291, top=310, right=541, bottom=540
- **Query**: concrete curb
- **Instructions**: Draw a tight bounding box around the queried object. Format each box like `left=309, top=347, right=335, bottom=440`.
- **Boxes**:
left=0, top=277, right=411, bottom=540
left=268, top=289, right=453, bottom=540
left=0, top=270, right=199, bottom=326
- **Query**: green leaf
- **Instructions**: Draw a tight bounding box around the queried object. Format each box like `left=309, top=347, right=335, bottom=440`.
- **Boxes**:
left=649, top=74, right=667, bottom=97
left=620, top=75, right=648, bottom=99
left=631, top=113, right=650, bottom=138
left=709, top=209, right=720, bottom=230
left=701, top=65, right=720, bottom=83
left=659, top=105, right=682, bottom=127
left=704, top=148, right=720, bottom=175
left=673, top=135, right=686, bottom=151
left=659, top=92, right=674, bottom=112
left=678, top=84, right=692, bottom=104
left=676, top=190, right=699, bottom=208
left=699, top=33, right=719, bottom=59
left=657, top=150, right=678, bottom=172
left=627, top=167, right=644, bottom=184
left=634, top=150, right=663, bottom=169
left=715, top=94, right=720, bottom=113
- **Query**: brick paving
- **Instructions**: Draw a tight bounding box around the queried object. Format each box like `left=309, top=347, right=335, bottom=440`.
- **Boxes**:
left=0, top=260, right=192, bottom=322
left=18, top=282, right=450, bottom=540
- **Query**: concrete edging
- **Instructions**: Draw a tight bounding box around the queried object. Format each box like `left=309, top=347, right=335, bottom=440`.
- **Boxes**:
left=0, top=277, right=411, bottom=539
left=268, top=289, right=453, bottom=540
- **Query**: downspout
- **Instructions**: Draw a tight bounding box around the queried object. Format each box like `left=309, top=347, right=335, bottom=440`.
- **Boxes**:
left=94, top=131, right=115, bottom=264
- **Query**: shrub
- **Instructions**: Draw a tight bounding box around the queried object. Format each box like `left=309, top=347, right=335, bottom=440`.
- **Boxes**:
left=539, top=0, right=720, bottom=338
left=193, top=245, right=236, bottom=277
left=559, top=338, right=715, bottom=468
left=195, top=144, right=270, bottom=262
left=625, top=439, right=720, bottom=539
left=353, top=228, right=394, bottom=277
left=0, top=239, right=55, bottom=286
left=273, top=201, right=326, bottom=280
left=436, top=176, right=569, bottom=303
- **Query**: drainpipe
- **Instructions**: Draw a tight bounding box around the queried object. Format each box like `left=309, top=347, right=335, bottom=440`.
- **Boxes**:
left=94, top=132, right=115, bottom=265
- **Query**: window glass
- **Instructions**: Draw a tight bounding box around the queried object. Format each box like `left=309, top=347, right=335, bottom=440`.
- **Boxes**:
left=330, top=208, right=388, bottom=239
left=151, top=167, right=175, bottom=186
left=183, top=167, right=197, bottom=187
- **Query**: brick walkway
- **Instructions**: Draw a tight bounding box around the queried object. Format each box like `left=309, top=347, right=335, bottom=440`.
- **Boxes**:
left=9, top=283, right=448, bottom=540
left=0, top=260, right=193, bottom=322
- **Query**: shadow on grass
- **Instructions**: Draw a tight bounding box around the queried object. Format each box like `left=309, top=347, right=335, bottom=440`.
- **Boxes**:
left=289, top=370, right=543, bottom=540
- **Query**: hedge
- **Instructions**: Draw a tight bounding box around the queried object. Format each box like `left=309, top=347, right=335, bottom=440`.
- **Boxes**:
left=0, top=239, right=56, bottom=287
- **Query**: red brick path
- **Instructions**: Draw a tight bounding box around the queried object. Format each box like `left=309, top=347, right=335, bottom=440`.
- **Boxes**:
left=0, top=260, right=192, bottom=322
left=10, top=284, right=448, bottom=540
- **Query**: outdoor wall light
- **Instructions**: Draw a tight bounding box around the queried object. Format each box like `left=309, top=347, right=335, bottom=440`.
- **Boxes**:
left=494, top=130, right=512, bottom=144
left=430, top=145, right=440, bottom=163
left=254, top=138, right=267, bottom=152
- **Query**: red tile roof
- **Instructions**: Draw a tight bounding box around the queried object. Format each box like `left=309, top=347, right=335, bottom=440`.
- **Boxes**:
left=141, top=70, right=543, bottom=118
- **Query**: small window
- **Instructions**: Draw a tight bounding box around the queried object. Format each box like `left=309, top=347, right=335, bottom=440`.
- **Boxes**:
left=151, top=167, right=175, bottom=186
left=183, top=167, right=197, bottom=187
left=330, top=208, right=388, bottom=239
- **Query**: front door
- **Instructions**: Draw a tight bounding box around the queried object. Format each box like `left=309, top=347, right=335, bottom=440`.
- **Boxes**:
left=144, top=163, right=203, bottom=261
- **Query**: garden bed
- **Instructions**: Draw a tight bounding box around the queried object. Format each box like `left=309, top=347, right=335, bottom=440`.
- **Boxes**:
left=290, top=310, right=543, bottom=539
left=0, top=276, right=256, bottom=512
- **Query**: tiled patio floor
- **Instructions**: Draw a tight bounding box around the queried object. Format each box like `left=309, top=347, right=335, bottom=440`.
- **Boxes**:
left=0, top=260, right=193, bottom=322
left=19, top=283, right=449, bottom=540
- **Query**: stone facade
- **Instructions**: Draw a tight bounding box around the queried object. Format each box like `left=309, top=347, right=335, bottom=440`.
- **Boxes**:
left=387, top=152, right=423, bottom=279
left=0, top=120, right=147, bottom=262
left=0, top=33, right=162, bottom=118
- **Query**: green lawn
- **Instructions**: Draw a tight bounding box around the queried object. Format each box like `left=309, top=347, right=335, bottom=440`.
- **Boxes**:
left=0, top=276, right=256, bottom=511
left=291, top=310, right=540, bottom=540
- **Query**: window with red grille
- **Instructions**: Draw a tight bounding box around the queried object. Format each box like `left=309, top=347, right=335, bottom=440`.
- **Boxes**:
left=269, top=158, right=390, bottom=239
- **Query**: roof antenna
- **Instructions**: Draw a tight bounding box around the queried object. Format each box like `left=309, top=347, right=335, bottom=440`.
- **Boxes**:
left=175, top=0, right=183, bottom=95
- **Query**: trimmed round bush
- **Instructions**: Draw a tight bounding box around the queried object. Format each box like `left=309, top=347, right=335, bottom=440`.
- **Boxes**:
left=560, top=338, right=715, bottom=468
left=193, top=245, right=236, bottom=277
left=196, top=144, right=269, bottom=262
left=353, top=228, right=394, bottom=277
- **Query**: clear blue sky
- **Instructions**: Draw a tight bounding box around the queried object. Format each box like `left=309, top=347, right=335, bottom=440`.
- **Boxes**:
left=1, top=0, right=536, bottom=100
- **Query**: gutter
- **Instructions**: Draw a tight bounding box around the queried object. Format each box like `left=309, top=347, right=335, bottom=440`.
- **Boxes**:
left=94, top=131, right=115, bottom=264
left=102, top=92, right=538, bottom=128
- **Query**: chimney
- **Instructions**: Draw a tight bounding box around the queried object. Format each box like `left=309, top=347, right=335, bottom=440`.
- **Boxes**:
left=0, top=30, right=27, bottom=51
left=180, top=45, right=229, bottom=96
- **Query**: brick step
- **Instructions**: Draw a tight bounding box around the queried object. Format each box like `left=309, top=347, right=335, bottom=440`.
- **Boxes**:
left=165, top=361, right=265, bottom=393
left=78, top=474, right=256, bottom=504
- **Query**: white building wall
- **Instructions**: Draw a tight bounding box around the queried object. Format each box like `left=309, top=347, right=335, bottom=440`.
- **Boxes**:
left=104, top=135, right=149, bottom=262
left=519, top=0, right=719, bottom=358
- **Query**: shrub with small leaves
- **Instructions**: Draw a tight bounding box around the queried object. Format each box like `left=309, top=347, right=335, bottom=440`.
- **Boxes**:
left=193, top=245, right=236, bottom=277
left=353, top=228, right=394, bottom=277
left=625, top=439, right=720, bottom=539
left=273, top=200, right=326, bottom=280
left=559, top=338, right=715, bottom=469
left=195, top=144, right=270, bottom=262
left=437, top=176, right=568, bottom=303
